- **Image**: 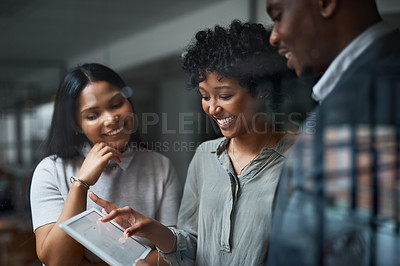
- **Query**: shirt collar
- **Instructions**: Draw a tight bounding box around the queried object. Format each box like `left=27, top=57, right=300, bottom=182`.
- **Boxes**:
left=215, top=138, right=234, bottom=175
left=215, top=137, right=229, bottom=155
left=81, top=142, right=135, bottom=171
left=212, top=135, right=293, bottom=178
left=312, top=21, right=395, bottom=102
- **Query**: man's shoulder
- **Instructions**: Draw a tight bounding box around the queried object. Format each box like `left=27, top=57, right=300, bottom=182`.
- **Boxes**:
left=322, top=30, right=400, bottom=116
left=359, top=29, right=400, bottom=70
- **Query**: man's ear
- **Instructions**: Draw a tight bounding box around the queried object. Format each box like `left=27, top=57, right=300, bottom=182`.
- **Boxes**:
left=318, top=0, right=338, bottom=18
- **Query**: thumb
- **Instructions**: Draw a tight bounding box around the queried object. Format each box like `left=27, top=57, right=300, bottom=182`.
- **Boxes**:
left=101, top=208, right=109, bottom=216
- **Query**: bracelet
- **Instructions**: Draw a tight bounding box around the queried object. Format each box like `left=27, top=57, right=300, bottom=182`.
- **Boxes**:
left=70, top=176, right=90, bottom=190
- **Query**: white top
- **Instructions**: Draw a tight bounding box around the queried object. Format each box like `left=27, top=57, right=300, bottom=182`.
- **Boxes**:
left=30, top=145, right=182, bottom=262
left=312, top=21, right=395, bottom=102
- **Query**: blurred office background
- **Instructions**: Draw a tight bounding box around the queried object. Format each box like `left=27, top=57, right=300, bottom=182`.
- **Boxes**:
left=0, top=0, right=399, bottom=264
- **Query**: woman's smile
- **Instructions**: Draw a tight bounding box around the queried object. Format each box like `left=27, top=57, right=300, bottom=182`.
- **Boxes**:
left=215, top=115, right=236, bottom=129
left=104, top=126, right=125, bottom=137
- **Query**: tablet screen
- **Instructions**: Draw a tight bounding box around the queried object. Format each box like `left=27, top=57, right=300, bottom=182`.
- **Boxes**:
left=60, top=208, right=151, bottom=266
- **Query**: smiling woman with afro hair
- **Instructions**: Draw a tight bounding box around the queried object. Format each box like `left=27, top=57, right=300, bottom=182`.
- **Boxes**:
left=88, top=20, right=297, bottom=266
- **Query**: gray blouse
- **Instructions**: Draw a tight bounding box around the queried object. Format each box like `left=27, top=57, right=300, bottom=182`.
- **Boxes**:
left=161, top=135, right=294, bottom=265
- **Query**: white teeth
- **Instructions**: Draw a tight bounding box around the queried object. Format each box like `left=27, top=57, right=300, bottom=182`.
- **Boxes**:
left=106, top=127, right=123, bottom=136
left=217, top=116, right=234, bottom=125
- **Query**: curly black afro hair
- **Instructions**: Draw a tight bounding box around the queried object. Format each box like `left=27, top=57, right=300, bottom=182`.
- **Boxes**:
left=182, top=20, right=292, bottom=99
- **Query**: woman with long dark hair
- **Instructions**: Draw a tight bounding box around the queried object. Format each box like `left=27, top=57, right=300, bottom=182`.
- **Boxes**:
left=30, top=63, right=181, bottom=265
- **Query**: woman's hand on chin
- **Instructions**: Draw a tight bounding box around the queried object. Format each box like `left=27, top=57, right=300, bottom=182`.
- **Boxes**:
left=77, top=142, right=122, bottom=186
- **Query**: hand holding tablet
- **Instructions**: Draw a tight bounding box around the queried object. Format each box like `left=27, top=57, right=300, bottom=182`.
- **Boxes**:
left=59, top=208, right=151, bottom=266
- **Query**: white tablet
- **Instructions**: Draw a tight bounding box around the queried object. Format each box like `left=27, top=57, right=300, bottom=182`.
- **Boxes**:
left=59, top=208, right=152, bottom=266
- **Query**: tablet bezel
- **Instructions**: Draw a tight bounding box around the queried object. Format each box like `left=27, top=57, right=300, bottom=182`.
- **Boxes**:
left=59, top=208, right=152, bottom=266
